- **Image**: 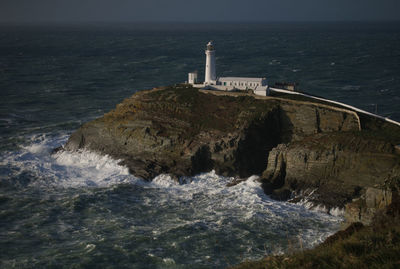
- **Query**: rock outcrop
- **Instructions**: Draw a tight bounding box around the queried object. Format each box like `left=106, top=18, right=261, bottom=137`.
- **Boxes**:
left=66, top=85, right=360, bottom=178
left=64, top=85, right=400, bottom=223
left=345, top=187, right=393, bottom=224
left=261, top=133, right=400, bottom=211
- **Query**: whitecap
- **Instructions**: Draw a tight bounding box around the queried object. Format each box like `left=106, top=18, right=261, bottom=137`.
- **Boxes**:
left=1, top=132, right=138, bottom=189
left=329, top=207, right=345, bottom=217
left=51, top=149, right=136, bottom=188
left=163, top=258, right=175, bottom=265
left=85, top=244, right=96, bottom=253
left=151, top=174, right=179, bottom=187
left=21, top=134, right=51, bottom=154
left=1, top=132, right=343, bottom=254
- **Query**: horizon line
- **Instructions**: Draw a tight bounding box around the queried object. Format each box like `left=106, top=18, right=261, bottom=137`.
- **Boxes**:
left=1, top=19, right=400, bottom=26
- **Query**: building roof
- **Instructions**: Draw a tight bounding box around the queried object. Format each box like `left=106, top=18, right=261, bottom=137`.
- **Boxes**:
left=218, top=77, right=265, bottom=82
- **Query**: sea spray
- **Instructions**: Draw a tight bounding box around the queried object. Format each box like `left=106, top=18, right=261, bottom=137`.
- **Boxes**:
left=0, top=133, right=343, bottom=267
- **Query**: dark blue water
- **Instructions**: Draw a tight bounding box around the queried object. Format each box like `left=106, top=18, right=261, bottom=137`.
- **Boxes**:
left=1, top=22, right=399, bottom=268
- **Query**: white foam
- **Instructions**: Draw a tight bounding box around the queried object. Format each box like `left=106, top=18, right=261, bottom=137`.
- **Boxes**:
left=21, top=134, right=52, bottom=154
left=1, top=132, right=343, bottom=251
left=162, top=258, right=175, bottom=265
left=148, top=171, right=342, bottom=242
left=151, top=174, right=179, bottom=187
left=1, top=133, right=138, bottom=189
left=329, top=207, right=345, bottom=217
left=294, top=191, right=345, bottom=217
left=52, top=149, right=137, bottom=188
left=23, top=143, right=46, bottom=154
left=85, top=244, right=96, bottom=253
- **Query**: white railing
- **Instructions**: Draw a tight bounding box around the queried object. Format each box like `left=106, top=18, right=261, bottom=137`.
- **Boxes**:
left=269, top=87, right=400, bottom=127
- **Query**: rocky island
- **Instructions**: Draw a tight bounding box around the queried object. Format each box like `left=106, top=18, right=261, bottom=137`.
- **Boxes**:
left=64, top=85, right=400, bottom=221
left=63, top=84, right=400, bottom=267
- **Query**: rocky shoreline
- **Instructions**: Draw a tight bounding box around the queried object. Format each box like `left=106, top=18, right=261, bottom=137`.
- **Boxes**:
left=62, top=85, right=400, bottom=226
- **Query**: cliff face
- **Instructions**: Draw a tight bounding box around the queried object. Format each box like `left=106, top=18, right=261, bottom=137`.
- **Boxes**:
left=64, top=85, right=400, bottom=222
left=262, top=133, right=400, bottom=209
left=66, top=85, right=360, bottom=179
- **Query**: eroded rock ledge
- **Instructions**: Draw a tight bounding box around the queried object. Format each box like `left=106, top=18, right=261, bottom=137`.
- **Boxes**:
left=64, top=85, right=400, bottom=224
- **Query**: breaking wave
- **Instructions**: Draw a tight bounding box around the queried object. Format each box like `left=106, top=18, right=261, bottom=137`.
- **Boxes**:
left=0, top=132, right=343, bottom=267
left=0, top=133, right=139, bottom=188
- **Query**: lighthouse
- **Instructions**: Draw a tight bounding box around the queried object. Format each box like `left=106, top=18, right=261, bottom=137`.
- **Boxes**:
left=205, top=41, right=216, bottom=84
left=187, top=41, right=269, bottom=96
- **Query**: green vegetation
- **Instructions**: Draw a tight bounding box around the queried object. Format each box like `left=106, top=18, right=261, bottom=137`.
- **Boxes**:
left=290, top=130, right=398, bottom=155
left=270, top=90, right=400, bottom=145
left=269, top=90, right=345, bottom=109
left=233, top=178, right=400, bottom=269
left=125, top=85, right=280, bottom=138
left=358, top=114, right=400, bottom=145
left=106, top=85, right=400, bottom=145
left=233, top=215, right=400, bottom=269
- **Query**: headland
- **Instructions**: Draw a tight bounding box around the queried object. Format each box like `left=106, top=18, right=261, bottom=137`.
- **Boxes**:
left=63, top=84, right=400, bottom=221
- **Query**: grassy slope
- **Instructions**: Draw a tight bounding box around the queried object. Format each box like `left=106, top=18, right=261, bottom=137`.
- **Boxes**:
left=233, top=181, right=400, bottom=269
left=109, top=84, right=280, bottom=138
left=269, top=90, right=400, bottom=145
left=234, top=220, right=400, bottom=268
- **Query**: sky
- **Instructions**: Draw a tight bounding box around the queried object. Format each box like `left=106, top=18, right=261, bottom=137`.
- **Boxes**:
left=0, top=0, right=399, bottom=23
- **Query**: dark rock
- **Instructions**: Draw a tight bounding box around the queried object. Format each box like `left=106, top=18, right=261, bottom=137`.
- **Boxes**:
left=322, top=222, right=364, bottom=245
left=226, top=178, right=249, bottom=187
left=191, top=145, right=214, bottom=175
left=261, top=132, right=400, bottom=212
left=51, top=146, right=64, bottom=154
left=63, top=85, right=400, bottom=215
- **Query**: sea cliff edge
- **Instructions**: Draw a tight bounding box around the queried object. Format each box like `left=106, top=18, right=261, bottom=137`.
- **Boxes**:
left=63, top=84, right=400, bottom=226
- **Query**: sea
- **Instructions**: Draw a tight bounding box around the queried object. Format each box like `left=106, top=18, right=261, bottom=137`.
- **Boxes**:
left=1, top=22, right=399, bottom=268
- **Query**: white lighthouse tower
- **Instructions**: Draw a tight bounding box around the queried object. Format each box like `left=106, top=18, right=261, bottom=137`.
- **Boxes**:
left=187, top=41, right=269, bottom=96
left=204, top=41, right=216, bottom=84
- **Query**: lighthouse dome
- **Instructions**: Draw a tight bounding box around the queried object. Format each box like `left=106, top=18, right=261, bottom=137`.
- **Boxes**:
left=206, top=41, right=214, bottom=50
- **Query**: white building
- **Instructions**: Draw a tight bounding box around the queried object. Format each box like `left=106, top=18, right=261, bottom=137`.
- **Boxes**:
left=188, top=71, right=198, bottom=84
left=188, top=41, right=269, bottom=96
